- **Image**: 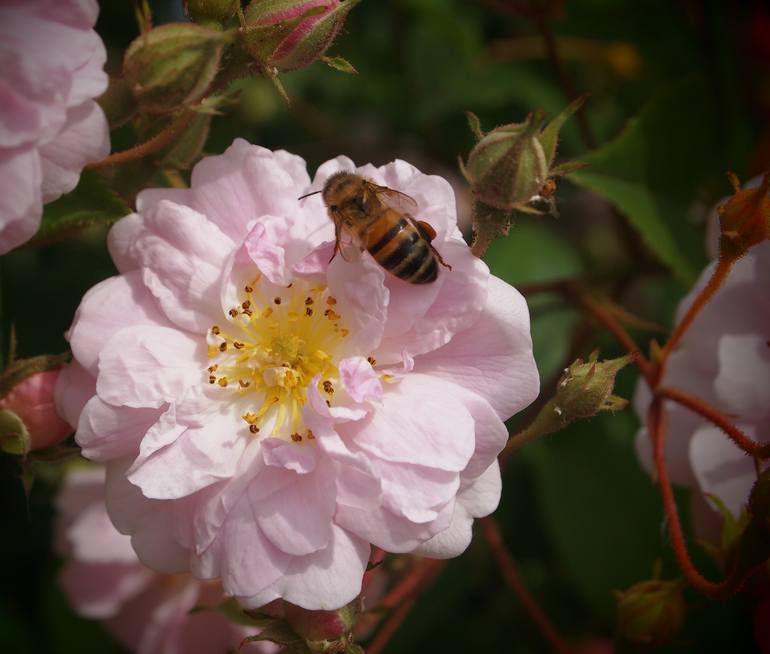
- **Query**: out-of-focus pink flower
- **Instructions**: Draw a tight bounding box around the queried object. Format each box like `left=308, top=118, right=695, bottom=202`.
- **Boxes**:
left=56, top=139, right=539, bottom=610
left=0, top=369, right=71, bottom=451
left=0, top=0, right=110, bottom=254
left=56, top=466, right=275, bottom=654
left=634, top=239, right=770, bottom=520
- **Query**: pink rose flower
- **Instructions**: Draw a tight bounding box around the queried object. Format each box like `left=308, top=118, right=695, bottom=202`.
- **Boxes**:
left=0, top=368, right=71, bottom=451
left=0, top=0, right=110, bottom=254
left=56, top=466, right=275, bottom=654
left=634, top=239, right=770, bottom=519
left=56, top=139, right=539, bottom=610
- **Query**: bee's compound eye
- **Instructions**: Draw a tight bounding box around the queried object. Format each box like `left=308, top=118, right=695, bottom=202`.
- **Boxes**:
left=330, top=205, right=338, bottom=211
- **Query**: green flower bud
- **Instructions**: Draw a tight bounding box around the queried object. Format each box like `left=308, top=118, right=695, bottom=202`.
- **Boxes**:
left=616, top=578, right=686, bottom=646
left=241, top=0, right=361, bottom=72
left=184, top=0, right=239, bottom=24
left=553, top=351, right=631, bottom=423
left=123, top=23, right=231, bottom=114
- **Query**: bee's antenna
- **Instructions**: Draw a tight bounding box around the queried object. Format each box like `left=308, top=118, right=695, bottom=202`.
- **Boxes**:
left=298, top=189, right=322, bottom=201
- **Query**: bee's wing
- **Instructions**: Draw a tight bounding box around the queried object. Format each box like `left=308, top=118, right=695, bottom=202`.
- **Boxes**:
left=368, top=183, right=419, bottom=214
left=331, top=212, right=363, bottom=263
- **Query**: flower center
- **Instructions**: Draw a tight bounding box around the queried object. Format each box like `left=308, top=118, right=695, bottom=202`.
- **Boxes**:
left=206, top=276, right=349, bottom=442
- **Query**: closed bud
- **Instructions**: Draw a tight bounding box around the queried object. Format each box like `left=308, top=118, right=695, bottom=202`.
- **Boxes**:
left=284, top=600, right=358, bottom=651
left=184, top=0, right=239, bottom=24
left=553, top=351, right=631, bottom=424
left=718, top=172, right=770, bottom=261
left=0, top=365, right=71, bottom=455
left=123, top=23, right=230, bottom=114
left=461, top=97, right=585, bottom=213
left=241, top=0, right=361, bottom=72
left=616, top=578, right=686, bottom=646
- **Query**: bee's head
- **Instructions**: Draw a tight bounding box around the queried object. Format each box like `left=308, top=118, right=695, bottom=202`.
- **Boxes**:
left=322, top=171, right=361, bottom=210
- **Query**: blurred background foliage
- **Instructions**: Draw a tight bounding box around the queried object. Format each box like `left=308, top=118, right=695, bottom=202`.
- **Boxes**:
left=1, top=0, right=767, bottom=652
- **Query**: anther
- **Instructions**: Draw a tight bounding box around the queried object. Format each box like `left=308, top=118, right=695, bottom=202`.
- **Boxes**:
left=367, top=356, right=376, bottom=366
left=242, top=309, right=253, bottom=316
left=211, top=326, right=221, bottom=335
left=287, top=283, right=293, bottom=288
left=290, top=433, right=302, bottom=442
left=262, top=307, right=273, bottom=318
left=249, top=424, right=260, bottom=434
left=208, top=364, right=218, bottom=373
left=306, top=430, right=315, bottom=440
left=219, top=342, right=228, bottom=352
left=325, top=309, right=340, bottom=320
left=242, top=300, right=251, bottom=310
left=326, top=297, right=337, bottom=305
left=305, top=297, right=313, bottom=305
left=305, top=307, right=313, bottom=317
left=274, top=297, right=282, bottom=305
left=323, top=380, right=334, bottom=394
left=239, top=379, right=251, bottom=388
left=218, top=377, right=229, bottom=387
left=244, top=285, right=253, bottom=293
left=229, top=308, right=239, bottom=318
left=233, top=341, right=245, bottom=349
left=208, top=375, right=216, bottom=384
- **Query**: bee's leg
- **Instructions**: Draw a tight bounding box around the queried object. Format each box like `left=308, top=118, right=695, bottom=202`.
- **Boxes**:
left=430, top=243, right=452, bottom=270
left=329, top=220, right=342, bottom=263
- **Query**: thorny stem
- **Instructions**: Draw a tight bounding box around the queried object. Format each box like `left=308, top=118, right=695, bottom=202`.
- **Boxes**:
left=85, top=110, right=195, bottom=170
left=367, top=559, right=445, bottom=654
left=480, top=517, right=573, bottom=654
left=649, top=398, right=748, bottom=600
left=657, top=386, right=770, bottom=459
left=657, top=257, right=734, bottom=378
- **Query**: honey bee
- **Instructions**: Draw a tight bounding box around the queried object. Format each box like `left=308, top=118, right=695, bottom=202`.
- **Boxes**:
left=300, top=172, right=451, bottom=284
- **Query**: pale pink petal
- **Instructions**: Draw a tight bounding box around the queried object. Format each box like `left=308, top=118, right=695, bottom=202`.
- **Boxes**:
left=338, top=357, right=382, bottom=403
left=413, top=463, right=502, bottom=559
left=96, top=325, right=205, bottom=408
left=0, top=148, right=42, bottom=254
left=219, top=495, right=290, bottom=597
left=715, top=333, right=770, bottom=422
left=76, top=396, right=160, bottom=461
left=690, top=425, right=758, bottom=518
left=335, top=499, right=454, bottom=553
left=341, top=374, right=475, bottom=472
left=238, top=525, right=369, bottom=611
left=39, top=100, right=109, bottom=201
left=254, top=466, right=335, bottom=555
left=54, top=359, right=95, bottom=428
left=414, top=275, right=538, bottom=419
left=68, top=270, right=170, bottom=376
left=60, top=562, right=153, bottom=619
left=262, top=437, right=317, bottom=474
left=114, top=201, right=236, bottom=332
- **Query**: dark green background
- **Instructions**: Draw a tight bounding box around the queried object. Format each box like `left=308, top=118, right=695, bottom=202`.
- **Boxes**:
left=1, top=0, right=764, bottom=652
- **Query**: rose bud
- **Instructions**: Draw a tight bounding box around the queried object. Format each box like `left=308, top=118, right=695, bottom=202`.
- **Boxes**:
left=123, top=23, right=231, bottom=114
left=185, top=0, right=240, bottom=24
left=615, top=578, right=686, bottom=646
left=0, top=369, right=71, bottom=454
left=241, top=0, right=361, bottom=72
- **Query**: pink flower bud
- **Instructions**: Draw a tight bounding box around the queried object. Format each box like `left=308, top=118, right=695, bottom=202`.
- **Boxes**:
left=242, top=0, right=360, bottom=71
left=0, top=370, right=71, bottom=453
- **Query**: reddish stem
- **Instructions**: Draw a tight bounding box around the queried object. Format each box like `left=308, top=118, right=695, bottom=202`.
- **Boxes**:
left=367, top=559, right=445, bottom=654
left=85, top=110, right=195, bottom=170
left=649, top=398, right=744, bottom=600
left=657, top=386, right=769, bottom=458
left=658, top=258, right=734, bottom=377
left=480, top=517, right=573, bottom=654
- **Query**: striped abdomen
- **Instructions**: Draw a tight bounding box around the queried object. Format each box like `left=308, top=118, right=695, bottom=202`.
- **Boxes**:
left=365, top=210, right=438, bottom=284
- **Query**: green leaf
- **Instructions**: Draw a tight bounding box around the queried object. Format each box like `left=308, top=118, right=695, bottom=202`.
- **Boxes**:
left=322, top=55, right=359, bottom=75
left=569, top=77, right=718, bottom=285
left=33, top=172, right=130, bottom=245
left=523, top=410, right=672, bottom=622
